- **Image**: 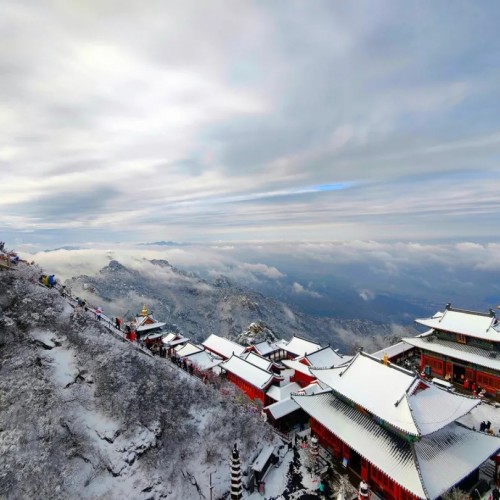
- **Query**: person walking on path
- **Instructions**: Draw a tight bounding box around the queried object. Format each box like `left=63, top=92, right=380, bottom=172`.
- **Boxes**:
left=115, top=317, right=121, bottom=330
left=359, top=480, right=370, bottom=499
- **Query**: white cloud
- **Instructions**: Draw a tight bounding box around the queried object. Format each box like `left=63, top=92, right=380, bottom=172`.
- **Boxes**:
left=292, top=282, right=321, bottom=298
left=239, top=263, right=284, bottom=279
left=359, top=289, right=376, bottom=302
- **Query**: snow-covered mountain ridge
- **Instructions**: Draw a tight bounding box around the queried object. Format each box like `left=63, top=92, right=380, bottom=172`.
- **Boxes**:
left=0, top=264, right=274, bottom=499
left=66, top=259, right=415, bottom=352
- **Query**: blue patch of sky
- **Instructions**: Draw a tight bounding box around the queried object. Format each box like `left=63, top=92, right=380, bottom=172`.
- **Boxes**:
left=314, top=182, right=352, bottom=192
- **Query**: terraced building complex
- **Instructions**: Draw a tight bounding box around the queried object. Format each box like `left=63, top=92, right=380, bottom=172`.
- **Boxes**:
left=403, top=304, right=500, bottom=398
left=292, top=352, right=500, bottom=500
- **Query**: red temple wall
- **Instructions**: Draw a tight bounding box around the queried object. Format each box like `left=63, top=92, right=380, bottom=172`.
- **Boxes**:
left=310, top=418, right=419, bottom=500
left=226, top=372, right=266, bottom=403
left=291, top=370, right=316, bottom=387
left=421, top=352, right=500, bottom=394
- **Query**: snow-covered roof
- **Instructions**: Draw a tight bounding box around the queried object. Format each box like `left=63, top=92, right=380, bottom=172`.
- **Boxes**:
left=371, top=341, right=416, bottom=360
left=162, top=332, right=178, bottom=343
left=252, top=445, right=275, bottom=472
left=283, top=336, right=322, bottom=357
left=184, top=350, right=223, bottom=371
left=144, top=332, right=165, bottom=340
left=266, top=382, right=302, bottom=402
left=265, top=398, right=301, bottom=420
left=402, top=335, right=500, bottom=372
left=221, top=355, right=276, bottom=390
left=416, top=307, right=500, bottom=342
left=163, top=336, right=189, bottom=347
left=311, top=352, right=480, bottom=437
left=175, top=342, right=204, bottom=357
left=202, top=334, right=246, bottom=359
left=305, top=346, right=351, bottom=368
left=458, top=398, right=500, bottom=433
left=292, top=391, right=500, bottom=500
left=242, top=352, right=273, bottom=371
left=249, top=341, right=279, bottom=356
left=265, top=382, right=323, bottom=419
left=281, top=359, right=314, bottom=377
left=131, top=314, right=167, bottom=332
left=274, top=339, right=289, bottom=350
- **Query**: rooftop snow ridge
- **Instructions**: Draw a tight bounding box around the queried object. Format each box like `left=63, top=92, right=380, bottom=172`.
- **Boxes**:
left=444, top=302, right=496, bottom=318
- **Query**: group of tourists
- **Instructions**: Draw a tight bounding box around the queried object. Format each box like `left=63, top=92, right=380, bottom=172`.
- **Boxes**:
left=464, top=379, right=487, bottom=398
left=479, top=420, right=495, bottom=435
left=39, top=274, right=56, bottom=287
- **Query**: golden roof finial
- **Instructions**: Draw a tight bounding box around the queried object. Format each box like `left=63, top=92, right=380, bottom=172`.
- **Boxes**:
left=383, top=352, right=389, bottom=366
left=141, top=304, right=148, bottom=317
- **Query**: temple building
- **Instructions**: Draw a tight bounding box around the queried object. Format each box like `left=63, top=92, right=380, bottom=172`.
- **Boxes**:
left=371, top=341, right=417, bottom=367
left=161, top=332, right=189, bottom=356
left=244, top=340, right=283, bottom=361
left=292, top=351, right=500, bottom=500
left=264, top=381, right=324, bottom=431
left=220, top=354, right=283, bottom=404
left=241, top=351, right=282, bottom=374
left=127, top=305, right=166, bottom=338
left=202, top=334, right=246, bottom=360
left=402, top=304, right=500, bottom=397
left=275, top=335, right=323, bottom=359
left=282, top=345, right=351, bottom=387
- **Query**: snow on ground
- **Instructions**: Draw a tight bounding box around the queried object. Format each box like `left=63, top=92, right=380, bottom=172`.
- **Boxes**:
left=458, top=400, right=500, bottom=435
left=246, top=431, right=324, bottom=500
left=246, top=445, right=293, bottom=499
left=41, top=341, right=79, bottom=387
left=30, top=328, right=58, bottom=348
left=30, top=328, right=162, bottom=498
left=77, top=407, right=121, bottom=444
left=61, top=299, right=74, bottom=318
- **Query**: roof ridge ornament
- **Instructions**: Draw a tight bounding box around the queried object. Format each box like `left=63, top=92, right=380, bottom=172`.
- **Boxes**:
left=394, top=375, right=419, bottom=408
left=339, top=351, right=361, bottom=377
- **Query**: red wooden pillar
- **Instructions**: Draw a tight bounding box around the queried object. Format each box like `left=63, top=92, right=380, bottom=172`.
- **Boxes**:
left=360, top=458, right=369, bottom=480
left=420, top=355, right=425, bottom=372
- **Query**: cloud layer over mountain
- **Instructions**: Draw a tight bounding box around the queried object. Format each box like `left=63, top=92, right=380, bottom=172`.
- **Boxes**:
left=22, top=240, right=500, bottom=323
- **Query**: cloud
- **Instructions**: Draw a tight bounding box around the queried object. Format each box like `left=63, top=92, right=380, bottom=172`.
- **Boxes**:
left=239, top=263, right=285, bottom=279
left=2, top=2, right=500, bottom=245
left=17, top=240, right=500, bottom=319
left=359, top=289, right=376, bottom=302
left=292, top=282, right=322, bottom=298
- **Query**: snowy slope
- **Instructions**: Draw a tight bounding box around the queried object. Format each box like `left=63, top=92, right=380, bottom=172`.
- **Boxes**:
left=0, top=265, right=276, bottom=499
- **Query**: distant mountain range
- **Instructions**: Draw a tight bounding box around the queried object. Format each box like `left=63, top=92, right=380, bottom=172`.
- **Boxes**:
left=66, top=259, right=418, bottom=353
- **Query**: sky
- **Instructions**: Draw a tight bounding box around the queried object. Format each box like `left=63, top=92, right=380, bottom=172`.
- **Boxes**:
left=2, top=1, right=500, bottom=249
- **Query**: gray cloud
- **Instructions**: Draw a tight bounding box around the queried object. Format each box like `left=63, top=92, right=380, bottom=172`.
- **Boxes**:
left=5, top=187, right=121, bottom=223
left=1, top=1, right=500, bottom=245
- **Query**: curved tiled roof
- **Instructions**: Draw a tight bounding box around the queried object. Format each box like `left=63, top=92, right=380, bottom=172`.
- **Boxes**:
left=292, top=391, right=500, bottom=499
left=311, top=352, right=479, bottom=437
left=416, top=308, right=500, bottom=342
